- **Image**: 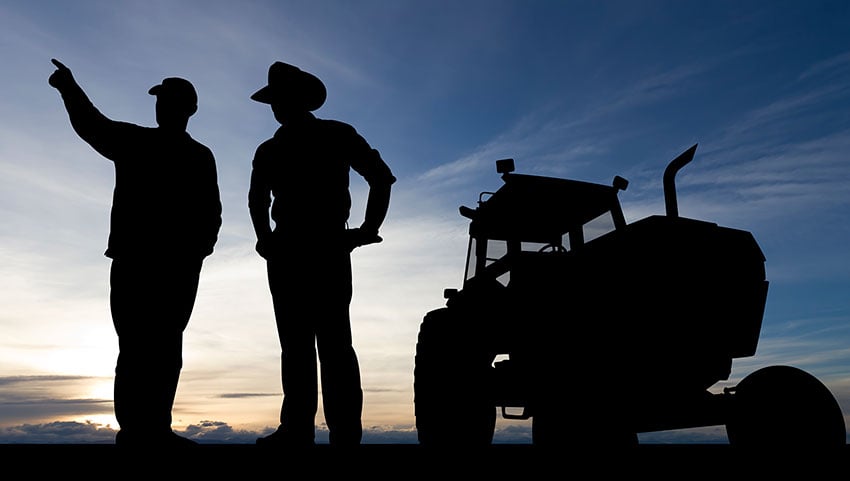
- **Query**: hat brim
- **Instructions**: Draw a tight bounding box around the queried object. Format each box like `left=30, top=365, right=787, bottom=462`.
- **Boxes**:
left=250, top=85, right=326, bottom=111
left=250, top=86, right=274, bottom=104
left=250, top=69, right=327, bottom=111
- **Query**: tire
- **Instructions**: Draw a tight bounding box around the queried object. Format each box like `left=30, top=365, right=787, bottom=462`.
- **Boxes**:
left=414, top=308, right=497, bottom=446
left=726, top=365, right=846, bottom=447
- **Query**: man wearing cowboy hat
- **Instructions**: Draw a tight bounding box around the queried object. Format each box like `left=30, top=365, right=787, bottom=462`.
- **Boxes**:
left=248, top=61, right=395, bottom=446
left=49, top=59, right=222, bottom=447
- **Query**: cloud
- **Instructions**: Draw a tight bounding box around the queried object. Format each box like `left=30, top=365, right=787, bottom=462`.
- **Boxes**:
left=412, top=51, right=751, bottom=196
left=639, top=425, right=729, bottom=444
left=217, top=392, right=278, bottom=399
left=183, top=420, right=266, bottom=444
left=0, top=417, right=749, bottom=444
left=0, top=375, right=113, bottom=425
left=720, top=85, right=850, bottom=142
left=798, top=50, right=850, bottom=81
left=0, top=375, right=91, bottom=386
left=0, top=419, right=424, bottom=444
left=0, top=420, right=115, bottom=444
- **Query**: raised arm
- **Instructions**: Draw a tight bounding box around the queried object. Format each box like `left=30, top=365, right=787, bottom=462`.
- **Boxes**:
left=48, top=58, right=125, bottom=159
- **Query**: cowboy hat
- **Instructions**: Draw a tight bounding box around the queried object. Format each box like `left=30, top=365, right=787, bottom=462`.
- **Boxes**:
left=251, top=61, right=326, bottom=111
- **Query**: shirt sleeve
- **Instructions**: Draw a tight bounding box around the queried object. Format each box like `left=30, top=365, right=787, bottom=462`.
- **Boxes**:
left=200, top=146, right=223, bottom=256
left=248, top=143, right=273, bottom=212
left=57, top=81, right=138, bottom=161
left=345, top=126, right=396, bottom=187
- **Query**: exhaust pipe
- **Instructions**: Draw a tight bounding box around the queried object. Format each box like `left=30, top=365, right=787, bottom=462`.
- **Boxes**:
left=663, top=144, right=698, bottom=218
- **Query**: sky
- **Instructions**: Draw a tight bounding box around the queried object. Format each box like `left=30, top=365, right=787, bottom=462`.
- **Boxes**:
left=1, top=0, right=848, bottom=445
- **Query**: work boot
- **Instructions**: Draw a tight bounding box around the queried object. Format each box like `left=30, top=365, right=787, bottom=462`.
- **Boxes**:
left=162, top=431, right=200, bottom=447
left=256, top=427, right=315, bottom=447
left=116, top=429, right=199, bottom=447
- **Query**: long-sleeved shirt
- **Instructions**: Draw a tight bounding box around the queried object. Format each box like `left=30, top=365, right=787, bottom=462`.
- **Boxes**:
left=248, top=112, right=395, bottom=242
left=56, top=81, right=222, bottom=260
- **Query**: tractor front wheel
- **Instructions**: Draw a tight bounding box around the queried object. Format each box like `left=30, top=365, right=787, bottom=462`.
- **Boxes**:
left=414, top=308, right=497, bottom=446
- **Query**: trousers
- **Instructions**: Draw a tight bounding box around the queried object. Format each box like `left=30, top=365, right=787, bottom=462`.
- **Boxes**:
left=266, top=247, right=363, bottom=445
left=109, top=257, right=202, bottom=435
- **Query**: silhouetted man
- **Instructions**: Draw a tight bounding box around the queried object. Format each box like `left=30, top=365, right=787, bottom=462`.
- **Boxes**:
left=248, top=61, right=395, bottom=446
left=48, top=59, right=222, bottom=447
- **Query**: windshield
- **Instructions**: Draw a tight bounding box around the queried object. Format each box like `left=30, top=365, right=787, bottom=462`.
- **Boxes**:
left=463, top=210, right=618, bottom=286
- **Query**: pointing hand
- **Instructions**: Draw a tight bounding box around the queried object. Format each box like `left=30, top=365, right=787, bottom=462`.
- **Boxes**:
left=48, top=58, right=74, bottom=90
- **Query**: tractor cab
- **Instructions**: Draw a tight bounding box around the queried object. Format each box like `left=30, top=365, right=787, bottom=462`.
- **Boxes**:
left=457, top=158, right=629, bottom=287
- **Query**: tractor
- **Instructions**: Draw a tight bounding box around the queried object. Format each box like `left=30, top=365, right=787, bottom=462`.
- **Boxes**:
left=413, top=144, right=846, bottom=447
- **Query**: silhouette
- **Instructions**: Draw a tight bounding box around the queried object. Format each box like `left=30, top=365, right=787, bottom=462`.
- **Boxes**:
left=414, top=146, right=846, bottom=447
left=248, top=61, right=396, bottom=446
left=49, top=59, right=222, bottom=447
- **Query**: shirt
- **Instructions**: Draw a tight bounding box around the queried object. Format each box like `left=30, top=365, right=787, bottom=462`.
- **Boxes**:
left=248, top=113, right=396, bottom=236
left=58, top=83, right=222, bottom=260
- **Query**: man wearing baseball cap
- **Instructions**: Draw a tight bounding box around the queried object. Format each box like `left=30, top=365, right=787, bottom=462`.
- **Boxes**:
left=248, top=61, right=396, bottom=447
left=49, top=59, right=222, bottom=447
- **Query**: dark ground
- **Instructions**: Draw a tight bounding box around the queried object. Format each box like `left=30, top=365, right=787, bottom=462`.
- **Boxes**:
left=2, top=444, right=847, bottom=476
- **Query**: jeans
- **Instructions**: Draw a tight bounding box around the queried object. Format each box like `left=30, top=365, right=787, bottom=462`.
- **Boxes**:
left=109, top=257, right=202, bottom=436
left=266, top=247, right=363, bottom=445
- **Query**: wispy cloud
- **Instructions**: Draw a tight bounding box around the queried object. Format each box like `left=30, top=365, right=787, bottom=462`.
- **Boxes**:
left=721, top=84, right=850, bottom=141
left=217, top=393, right=277, bottom=399
left=0, top=377, right=113, bottom=426
left=416, top=54, right=735, bottom=192
left=0, top=375, right=94, bottom=386
left=798, top=50, right=850, bottom=81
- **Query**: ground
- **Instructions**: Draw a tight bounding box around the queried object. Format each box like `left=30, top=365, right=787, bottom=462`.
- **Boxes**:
left=2, top=444, right=847, bottom=476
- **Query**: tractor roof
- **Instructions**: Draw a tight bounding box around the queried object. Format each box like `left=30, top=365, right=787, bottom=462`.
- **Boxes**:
left=464, top=172, right=624, bottom=242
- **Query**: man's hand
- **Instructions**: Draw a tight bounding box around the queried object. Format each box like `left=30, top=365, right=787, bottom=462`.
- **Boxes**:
left=255, top=236, right=276, bottom=260
left=48, top=58, right=74, bottom=91
left=346, top=227, right=382, bottom=252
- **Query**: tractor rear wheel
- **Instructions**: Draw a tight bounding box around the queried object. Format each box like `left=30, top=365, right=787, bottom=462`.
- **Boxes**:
left=725, top=365, right=846, bottom=448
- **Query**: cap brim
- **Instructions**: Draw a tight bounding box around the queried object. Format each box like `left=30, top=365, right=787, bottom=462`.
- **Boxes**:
left=148, top=85, right=161, bottom=95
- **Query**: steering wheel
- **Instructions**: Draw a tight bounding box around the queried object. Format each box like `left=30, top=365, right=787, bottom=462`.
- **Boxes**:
left=538, top=243, right=566, bottom=253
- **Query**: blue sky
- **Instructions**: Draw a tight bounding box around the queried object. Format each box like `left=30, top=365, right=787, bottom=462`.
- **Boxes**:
left=0, top=0, right=848, bottom=444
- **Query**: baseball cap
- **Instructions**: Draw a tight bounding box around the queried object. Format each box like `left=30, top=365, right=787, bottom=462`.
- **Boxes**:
left=149, top=77, right=198, bottom=108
